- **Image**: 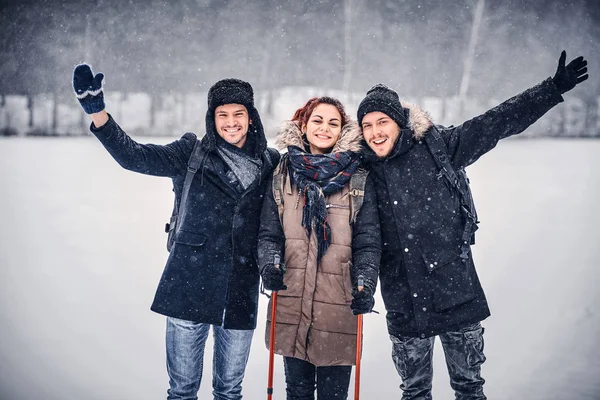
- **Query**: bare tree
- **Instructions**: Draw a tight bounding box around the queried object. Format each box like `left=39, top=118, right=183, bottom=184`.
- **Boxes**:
left=342, top=0, right=353, bottom=93
left=459, top=0, right=485, bottom=99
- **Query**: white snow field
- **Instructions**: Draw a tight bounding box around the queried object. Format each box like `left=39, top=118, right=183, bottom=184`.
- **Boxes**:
left=1, top=136, right=599, bottom=400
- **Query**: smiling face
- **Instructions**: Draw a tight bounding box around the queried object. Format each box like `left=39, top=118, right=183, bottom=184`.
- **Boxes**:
left=302, top=103, right=343, bottom=154
left=214, top=103, right=251, bottom=148
left=361, top=111, right=401, bottom=158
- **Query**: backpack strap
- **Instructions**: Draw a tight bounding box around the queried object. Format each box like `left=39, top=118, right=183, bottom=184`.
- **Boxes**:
left=348, top=168, right=369, bottom=224
left=168, top=140, right=204, bottom=236
left=426, top=127, right=460, bottom=189
left=272, top=153, right=289, bottom=224
left=179, top=139, right=204, bottom=223
left=424, top=127, right=479, bottom=258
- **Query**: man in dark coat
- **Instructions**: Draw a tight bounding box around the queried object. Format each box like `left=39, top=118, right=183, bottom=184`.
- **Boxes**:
left=357, top=51, right=588, bottom=399
left=72, top=64, right=279, bottom=400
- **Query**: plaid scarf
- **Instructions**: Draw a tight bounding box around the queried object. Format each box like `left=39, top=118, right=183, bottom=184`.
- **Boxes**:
left=287, top=145, right=360, bottom=262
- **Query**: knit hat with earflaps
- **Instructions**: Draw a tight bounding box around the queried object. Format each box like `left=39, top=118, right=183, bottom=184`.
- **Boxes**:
left=207, top=78, right=255, bottom=111
left=357, top=84, right=410, bottom=129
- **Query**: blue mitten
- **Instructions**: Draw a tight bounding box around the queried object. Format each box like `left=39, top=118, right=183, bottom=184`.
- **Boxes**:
left=73, top=64, right=105, bottom=114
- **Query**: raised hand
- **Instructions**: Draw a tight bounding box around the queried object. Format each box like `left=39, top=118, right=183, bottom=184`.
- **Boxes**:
left=73, top=64, right=105, bottom=114
left=552, top=50, right=588, bottom=94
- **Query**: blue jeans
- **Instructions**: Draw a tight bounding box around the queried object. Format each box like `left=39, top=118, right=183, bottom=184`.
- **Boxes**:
left=283, top=356, right=352, bottom=400
left=165, top=317, right=254, bottom=400
left=390, top=323, right=487, bottom=400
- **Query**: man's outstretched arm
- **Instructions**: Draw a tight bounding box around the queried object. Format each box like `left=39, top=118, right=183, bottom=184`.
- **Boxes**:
left=444, top=51, right=588, bottom=170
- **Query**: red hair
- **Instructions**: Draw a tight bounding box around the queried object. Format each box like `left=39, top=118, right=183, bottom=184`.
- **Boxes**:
left=291, top=96, right=350, bottom=130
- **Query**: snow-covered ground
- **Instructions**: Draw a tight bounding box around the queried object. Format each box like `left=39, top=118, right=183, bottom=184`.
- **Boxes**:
left=1, top=136, right=599, bottom=400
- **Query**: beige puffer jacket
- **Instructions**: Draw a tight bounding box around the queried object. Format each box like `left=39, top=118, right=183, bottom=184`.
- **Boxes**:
left=265, top=120, right=364, bottom=366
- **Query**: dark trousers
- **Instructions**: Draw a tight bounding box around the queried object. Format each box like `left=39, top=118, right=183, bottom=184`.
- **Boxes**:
left=390, top=322, right=487, bottom=400
left=283, top=356, right=352, bottom=400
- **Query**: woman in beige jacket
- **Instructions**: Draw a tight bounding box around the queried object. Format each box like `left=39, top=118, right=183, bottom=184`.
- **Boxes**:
left=257, top=96, right=381, bottom=399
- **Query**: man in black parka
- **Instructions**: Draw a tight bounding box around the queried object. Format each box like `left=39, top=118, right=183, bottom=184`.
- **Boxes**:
left=72, top=64, right=279, bottom=400
left=357, top=52, right=588, bottom=399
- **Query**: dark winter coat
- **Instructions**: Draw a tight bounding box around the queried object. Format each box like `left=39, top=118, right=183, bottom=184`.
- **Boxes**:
left=90, top=113, right=279, bottom=329
left=365, top=78, right=564, bottom=338
left=257, top=121, right=381, bottom=366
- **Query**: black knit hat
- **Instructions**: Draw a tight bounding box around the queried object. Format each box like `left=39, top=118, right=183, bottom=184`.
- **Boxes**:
left=357, top=84, right=410, bottom=129
left=207, top=78, right=254, bottom=110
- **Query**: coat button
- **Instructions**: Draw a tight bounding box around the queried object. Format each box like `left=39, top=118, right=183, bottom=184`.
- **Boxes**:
left=404, top=248, right=409, bottom=252
left=413, top=293, right=418, bottom=297
left=420, top=333, right=426, bottom=339
left=422, top=307, right=427, bottom=312
left=393, top=200, right=398, bottom=205
left=429, top=264, right=434, bottom=269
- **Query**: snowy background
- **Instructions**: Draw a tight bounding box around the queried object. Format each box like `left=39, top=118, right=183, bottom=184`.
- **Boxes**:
left=1, top=136, right=599, bottom=400
left=1, top=0, right=600, bottom=399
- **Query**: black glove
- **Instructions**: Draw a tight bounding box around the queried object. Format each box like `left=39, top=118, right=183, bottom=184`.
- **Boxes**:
left=72, top=64, right=105, bottom=114
left=351, top=286, right=374, bottom=315
left=261, top=264, right=287, bottom=291
left=552, top=50, right=588, bottom=94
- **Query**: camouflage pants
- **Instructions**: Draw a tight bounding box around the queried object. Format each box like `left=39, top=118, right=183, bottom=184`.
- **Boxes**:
left=390, top=323, right=487, bottom=400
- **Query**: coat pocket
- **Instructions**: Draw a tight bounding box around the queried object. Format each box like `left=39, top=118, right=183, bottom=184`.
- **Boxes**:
left=174, top=230, right=207, bottom=247
left=342, top=260, right=354, bottom=304
left=421, top=245, right=477, bottom=312
left=421, top=243, right=460, bottom=273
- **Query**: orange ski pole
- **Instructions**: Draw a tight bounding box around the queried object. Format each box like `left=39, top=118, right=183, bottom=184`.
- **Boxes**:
left=354, top=276, right=365, bottom=400
left=355, top=313, right=363, bottom=400
left=268, top=255, right=282, bottom=400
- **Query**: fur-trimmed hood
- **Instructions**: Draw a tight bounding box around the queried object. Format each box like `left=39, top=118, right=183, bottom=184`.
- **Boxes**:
left=400, top=100, right=434, bottom=140
left=275, top=119, right=363, bottom=153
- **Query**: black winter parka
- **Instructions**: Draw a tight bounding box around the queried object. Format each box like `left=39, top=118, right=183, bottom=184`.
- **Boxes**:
left=91, top=113, right=279, bottom=329
left=366, top=78, right=564, bottom=338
